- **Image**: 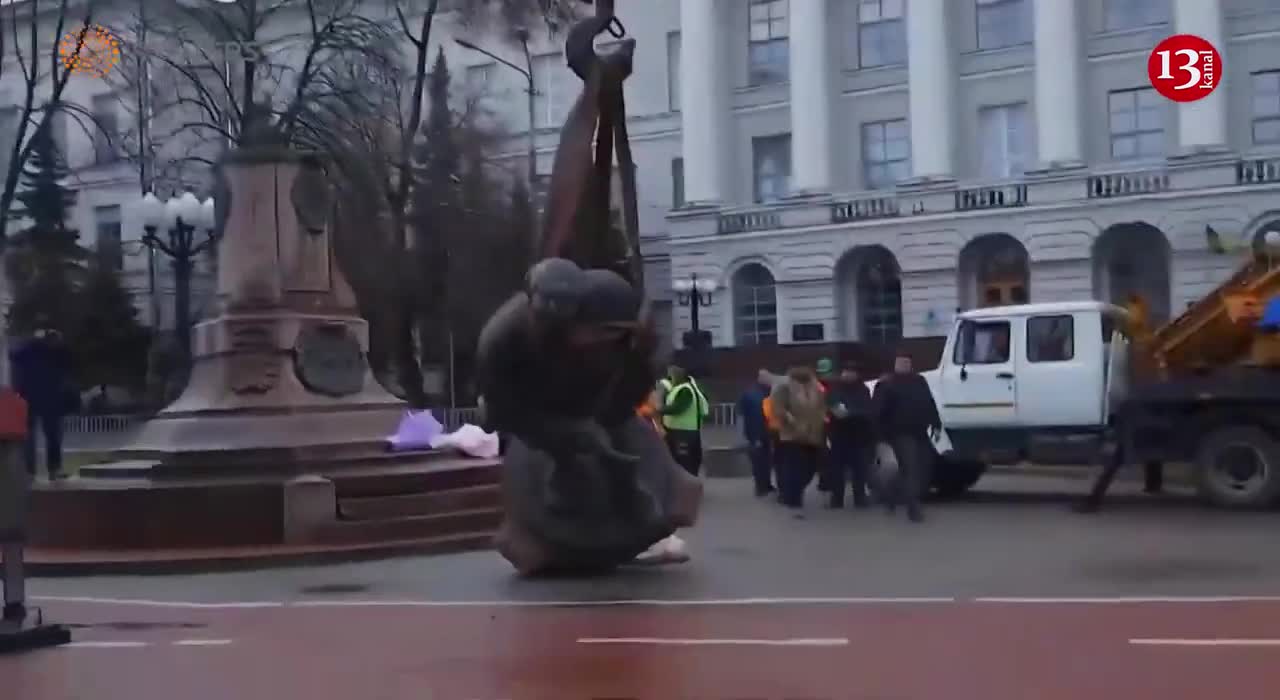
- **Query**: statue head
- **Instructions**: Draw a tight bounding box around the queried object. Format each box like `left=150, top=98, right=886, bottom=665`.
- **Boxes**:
left=526, top=257, right=586, bottom=325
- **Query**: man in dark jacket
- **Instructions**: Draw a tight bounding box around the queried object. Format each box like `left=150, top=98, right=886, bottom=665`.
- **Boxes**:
left=10, top=327, right=74, bottom=480
left=872, top=352, right=941, bottom=523
left=737, top=369, right=774, bottom=497
left=825, top=363, right=875, bottom=509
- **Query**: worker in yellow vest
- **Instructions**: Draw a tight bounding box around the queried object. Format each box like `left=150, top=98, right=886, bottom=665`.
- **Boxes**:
left=660, top=364, right=710, bottom=476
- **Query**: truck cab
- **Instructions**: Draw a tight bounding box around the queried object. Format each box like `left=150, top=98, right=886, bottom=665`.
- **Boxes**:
left=934, top=301, right=1129, bottom=466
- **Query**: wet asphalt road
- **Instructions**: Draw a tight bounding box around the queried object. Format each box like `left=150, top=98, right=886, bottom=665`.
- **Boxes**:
left=27, top=473, right=1280, bottom=603
left=11, top=474, right=1280, bottom=700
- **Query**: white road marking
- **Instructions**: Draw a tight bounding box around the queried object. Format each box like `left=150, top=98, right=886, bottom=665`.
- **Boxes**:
left=172, top=639, right=234, bottom=646
left=63, top=639, right=236, bottom=649
left=31, top=594, right=1280, bottom=610
left=289, top=596, right=956, bottom=608
left=34, top=595, right=954, bottom=609
left=578, top=637, right=850, bottom=647
left=976, top=596, right=1280, bottom=604
left=1130, top=638, right=1280, bottom=647
left=64, top=641, right=150, bottom=649
left=33, top=595, right=283, bottom=609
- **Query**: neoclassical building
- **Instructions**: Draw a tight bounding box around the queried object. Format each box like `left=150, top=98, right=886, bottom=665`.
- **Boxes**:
left=663, top=0, right=1280, bottom=348
left=6, top=0, right=1278, bottom=352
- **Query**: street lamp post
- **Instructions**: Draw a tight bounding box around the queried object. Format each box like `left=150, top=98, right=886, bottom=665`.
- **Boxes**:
left=136, top=191, right=218, bottom=361
left=673, top=273, right=718, bottom=349
left=456, top=31, right=539, bottom=205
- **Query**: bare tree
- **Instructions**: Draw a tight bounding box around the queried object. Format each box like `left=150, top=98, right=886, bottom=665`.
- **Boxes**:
left=370, top=0, right=577, bottom=406
left=0, top=0, right=101, bottom=248
left=104, top=0, right=393, bottom=177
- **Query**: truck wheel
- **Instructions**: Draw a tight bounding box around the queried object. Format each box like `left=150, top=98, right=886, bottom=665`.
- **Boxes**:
left=932, top=457, right=987, bottom=499
left=1194, top=426, right=1280, bottom=509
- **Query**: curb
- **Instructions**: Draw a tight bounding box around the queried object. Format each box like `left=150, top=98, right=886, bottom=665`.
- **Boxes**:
left=27, top=533, right=495, bottom=578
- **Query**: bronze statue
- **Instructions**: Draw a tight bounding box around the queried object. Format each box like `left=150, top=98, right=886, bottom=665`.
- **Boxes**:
left=477, top=1, right=700, bottom=575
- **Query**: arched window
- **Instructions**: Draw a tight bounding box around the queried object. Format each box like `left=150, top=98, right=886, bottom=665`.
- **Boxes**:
left=959, top=234, right=1029, bottom=309
left=732, top=263, right=778, bottom=346
left=1093, top=222, right=1171, bottom=324
left=856, top=248, right=903, bottom=344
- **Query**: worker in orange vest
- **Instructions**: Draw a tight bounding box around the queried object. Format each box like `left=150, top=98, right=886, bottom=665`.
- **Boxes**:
left=637, top=385, right=665, bottom=436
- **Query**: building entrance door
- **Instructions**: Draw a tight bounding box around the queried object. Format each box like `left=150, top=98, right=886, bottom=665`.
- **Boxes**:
left=981, top=278, right=1028, bottom=307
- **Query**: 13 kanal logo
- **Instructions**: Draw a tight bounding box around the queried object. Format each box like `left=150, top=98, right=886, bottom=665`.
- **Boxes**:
left=1147, top=34, right=1222, bottom=102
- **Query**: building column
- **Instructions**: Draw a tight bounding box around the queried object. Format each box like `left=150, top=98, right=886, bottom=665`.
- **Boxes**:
left=906, top=0, right=955, bottom=180
left=1172, top=0, right=1228, bottom=152
left=789, top=0, right=834, bottom=194
left=1032, top=0, right=1084, bottom=167
left=680, top=0, right=726, bottom=203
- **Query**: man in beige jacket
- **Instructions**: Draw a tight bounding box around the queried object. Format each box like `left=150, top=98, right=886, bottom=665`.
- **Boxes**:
left=770, top=366, right=829, bottom=516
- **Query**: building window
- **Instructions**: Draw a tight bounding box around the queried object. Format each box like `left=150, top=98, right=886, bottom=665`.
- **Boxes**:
left=671, top=157, right=685, bottom=208
left=1027, top=315, right=1075, bottom=363
left=791, top=323, right=825, bottom=342
left=94, top=205, right=123, bottom=272
left=92, top=93, right=119, bottom=165
left=748, top=0, right=789, bottom=85
left=1108, top=87, right=1164, bottom=160
left=752, top=134, right=792, bottom=203
left=45, top=107, right=68, bottom=162
left=1253, top=70, right=1280, bottom=146
left=861, top=119, right=910, bottom=189
left=0, top=107, right=16, bottom=176
left=857, top=0, right=906, bottom=68
left=954, top=320, right=1012, bottom=364
left=465, top=63, right=493, bottom=95
left=857, top=247, right=903, bottom=344
left=976, top=0, right=1031, bottom=50
left=1104, top=0, right=1169, bottom=31
left=667, top=31, right=681, bottom=112
left=531, top=53, right=565, bottom=129
left=732, top=263, right=778, bottom=346
left=978, top=102, right=1030, bottom=179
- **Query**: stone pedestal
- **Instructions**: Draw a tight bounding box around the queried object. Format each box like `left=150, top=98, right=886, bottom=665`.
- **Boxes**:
left=115, top=145, right=404, bottom=470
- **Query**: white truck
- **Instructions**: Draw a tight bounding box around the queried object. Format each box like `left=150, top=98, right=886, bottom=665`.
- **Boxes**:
left=876, top=280, right=1280, bottom=510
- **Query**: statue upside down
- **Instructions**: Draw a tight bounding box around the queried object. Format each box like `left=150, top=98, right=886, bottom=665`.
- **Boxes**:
left=477, top=259, right=700, bottom=575
left=476, top=2, right=701, bottom=575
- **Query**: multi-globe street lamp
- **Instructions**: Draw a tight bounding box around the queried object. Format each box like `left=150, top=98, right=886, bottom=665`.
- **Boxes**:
left=135, top=191, right=218, bottom=361
left=673, top=273, right=717, bottom=351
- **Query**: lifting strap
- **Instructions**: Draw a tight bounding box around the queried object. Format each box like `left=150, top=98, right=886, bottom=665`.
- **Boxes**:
left=539, top=0, right=644, bottom=293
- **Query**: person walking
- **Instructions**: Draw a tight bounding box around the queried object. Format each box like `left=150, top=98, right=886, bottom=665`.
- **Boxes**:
left=771, top=365, right=828, bottom=516
left=825, top=362, right=876, bottom=509
left=737, top=370, right=775, bottom=497
left=661, top=364, right=709, bottom=476
left=872, top=351, right=940, bottom=523
left=760, top=372, right=784, bottom=499
left=814, top=358, right=835, bottom=493
left=9, top=326, right=75, bottom=480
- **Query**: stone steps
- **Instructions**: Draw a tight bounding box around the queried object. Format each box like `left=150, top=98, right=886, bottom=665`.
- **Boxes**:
left=320, top=507, right=504, bottom=545
left=338, top=484, right=502, bottom=520
left=82, top=444, right=456, bottom=479
left=324, top=462, right=504, bottom=547
left=329, top=461, right=501, bottom=498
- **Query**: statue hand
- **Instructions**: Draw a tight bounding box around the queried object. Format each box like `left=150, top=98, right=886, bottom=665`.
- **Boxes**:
left=573, top=421, right=639, bottom=465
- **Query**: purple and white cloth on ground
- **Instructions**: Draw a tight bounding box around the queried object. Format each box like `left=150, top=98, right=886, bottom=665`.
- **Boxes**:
left=385, top=410, right=499, bottom=459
